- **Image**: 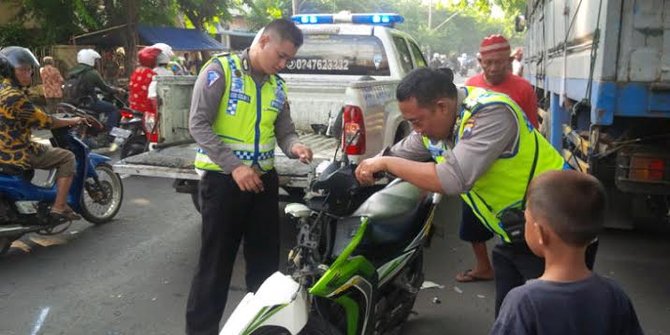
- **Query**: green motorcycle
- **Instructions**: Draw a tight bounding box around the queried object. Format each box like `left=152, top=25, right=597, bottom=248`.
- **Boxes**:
left=221, top=158, right=441, bottom=335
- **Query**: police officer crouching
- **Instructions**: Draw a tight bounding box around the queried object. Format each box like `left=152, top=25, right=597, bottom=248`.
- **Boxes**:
left=186, top=19, right=312, bottom=335
left=354, top=67, right=598, bottom=317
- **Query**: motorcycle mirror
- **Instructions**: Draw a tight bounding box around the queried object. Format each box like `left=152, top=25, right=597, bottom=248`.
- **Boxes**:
left=341, top=129, right=361, bottom=165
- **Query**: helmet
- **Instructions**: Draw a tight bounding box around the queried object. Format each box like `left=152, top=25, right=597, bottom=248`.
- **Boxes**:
left=156, top=52, right=170, bottom=66
left=77, top=49, right=101, bottom=67
left=0, top=46, right=39, bottom=85
left=151, top=43, right=174, bottom=58
left=138, top=47, right=161, bottom=68
left=0, top=46, right=39, bottom=70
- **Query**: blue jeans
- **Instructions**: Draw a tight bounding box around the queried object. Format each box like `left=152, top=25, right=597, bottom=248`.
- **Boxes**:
left=89, top=100, right=120, bottom=131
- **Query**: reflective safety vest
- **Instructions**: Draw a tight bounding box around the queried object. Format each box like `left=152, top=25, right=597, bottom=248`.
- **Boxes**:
left=194, top=54, right=288, bottom=172
left=423, top=86, right=565, bottom=242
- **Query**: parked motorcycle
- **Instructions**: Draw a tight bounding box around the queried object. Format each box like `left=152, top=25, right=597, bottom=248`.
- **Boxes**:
left=221, top=151, right=441, bottom=334
left=71, top=90, right=128, bottom=150
left=0, top=105, right=124, bottom=255
left=111, top=107, right=148, bottom=159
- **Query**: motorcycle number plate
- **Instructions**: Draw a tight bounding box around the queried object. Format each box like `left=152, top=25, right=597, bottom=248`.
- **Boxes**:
left=110, top=127, right=132, bottom=139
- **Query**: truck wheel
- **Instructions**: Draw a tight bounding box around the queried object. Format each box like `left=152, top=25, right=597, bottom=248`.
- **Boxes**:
left=191, top=191, right=200, bottom=213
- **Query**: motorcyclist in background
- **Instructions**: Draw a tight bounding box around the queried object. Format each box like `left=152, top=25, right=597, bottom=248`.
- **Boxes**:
left=0, top=46, right=88, bottom=223
left=66, top=48, right=123, bottom=145
left=151, top=43, right=175, bottom=76
left=147, top=43, right=175, bottom=104
left=129, top=46, right=161, bottom=115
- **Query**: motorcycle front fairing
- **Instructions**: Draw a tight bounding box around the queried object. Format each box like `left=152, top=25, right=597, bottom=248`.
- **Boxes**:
left=220, top=272, right=310, bottom=335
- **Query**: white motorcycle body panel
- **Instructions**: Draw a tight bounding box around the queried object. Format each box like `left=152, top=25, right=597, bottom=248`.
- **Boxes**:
left=220, top=272, right=309, bottom=335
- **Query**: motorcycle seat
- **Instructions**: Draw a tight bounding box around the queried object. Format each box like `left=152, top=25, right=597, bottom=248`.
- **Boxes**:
left=353, top=181, right=430, bottom=247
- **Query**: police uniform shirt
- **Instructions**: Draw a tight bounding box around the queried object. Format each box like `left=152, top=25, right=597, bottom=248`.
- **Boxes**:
left=389, top=87, right=519, bottom=195
left=189, top=50, right=300, bottom=174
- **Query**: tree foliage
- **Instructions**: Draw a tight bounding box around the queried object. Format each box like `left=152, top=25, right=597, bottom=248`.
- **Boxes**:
left=2, top=0, right=528, bottom=57
left=250, top=0, right=525, bottom=56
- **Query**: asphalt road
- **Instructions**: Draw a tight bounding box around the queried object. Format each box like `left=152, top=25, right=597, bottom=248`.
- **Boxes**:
left=1, top=172, right=669, bottom=335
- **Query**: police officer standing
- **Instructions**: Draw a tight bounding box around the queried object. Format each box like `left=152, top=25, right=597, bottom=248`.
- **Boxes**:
left=355, top=68, right=598, bottom=316
left=186, top=19, right=312, bottom=334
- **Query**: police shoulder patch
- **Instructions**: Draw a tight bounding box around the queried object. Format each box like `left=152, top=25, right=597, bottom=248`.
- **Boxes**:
left=207, top=70, right=221, bottom=87
left=461, top=118, right=476, bottom=139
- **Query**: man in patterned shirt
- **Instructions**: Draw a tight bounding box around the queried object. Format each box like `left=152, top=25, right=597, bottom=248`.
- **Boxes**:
left=39, top=56, right=64, bottom=114
left=0, top=47, right=88, bottom=223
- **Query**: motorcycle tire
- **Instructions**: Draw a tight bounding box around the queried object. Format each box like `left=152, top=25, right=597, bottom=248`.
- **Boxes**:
left=249, top=316, right=341, bottom=335
left=298, top=316, right=343, bottom=335
left=120, top=135, right=148, bottom=159
left=389, top=250, right=424, bottom=326
left=80, top=163, right=123, bottom=225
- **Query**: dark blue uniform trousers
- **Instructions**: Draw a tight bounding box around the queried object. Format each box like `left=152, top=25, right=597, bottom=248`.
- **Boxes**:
left=185, top=169, right=279, bottom=335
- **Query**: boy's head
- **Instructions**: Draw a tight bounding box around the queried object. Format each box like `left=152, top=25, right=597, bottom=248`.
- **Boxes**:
left=524, top=170, right=606, bottom=256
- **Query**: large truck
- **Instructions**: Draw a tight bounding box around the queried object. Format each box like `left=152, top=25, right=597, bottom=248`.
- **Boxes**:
left=520, top=0, right=670, bottom=226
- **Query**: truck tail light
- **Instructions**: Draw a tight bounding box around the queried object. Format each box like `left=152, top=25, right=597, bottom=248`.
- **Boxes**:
left=630, top=156, right=665, bottom=182
left=342, top=105, right=365, bottom=155
left=144, top=112, right=159, bottom=143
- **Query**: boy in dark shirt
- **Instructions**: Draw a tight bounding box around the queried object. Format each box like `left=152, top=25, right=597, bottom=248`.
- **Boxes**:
left=491, top=170, right=643, bottom=335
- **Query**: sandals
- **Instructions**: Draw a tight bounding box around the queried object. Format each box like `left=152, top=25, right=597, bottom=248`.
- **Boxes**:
left=48, top=208, right=82, bottom=224
left=455, top=269, right=494, bottom=283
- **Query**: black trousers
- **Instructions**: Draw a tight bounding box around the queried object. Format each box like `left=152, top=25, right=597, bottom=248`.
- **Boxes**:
left=185, top=170, right=279, bottom=335
left=492, top=239, right=599, bottom=317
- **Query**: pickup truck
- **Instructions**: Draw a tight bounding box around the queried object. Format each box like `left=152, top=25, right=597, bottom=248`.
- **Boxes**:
left=113, top=12, right=428, bottom=209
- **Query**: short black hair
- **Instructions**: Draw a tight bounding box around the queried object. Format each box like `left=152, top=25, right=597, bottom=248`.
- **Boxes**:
left=527, top=170, right=606, bottom=246
left=396, top=67, right=457, bottom=108
left=264, top=18, right=303, bottom=48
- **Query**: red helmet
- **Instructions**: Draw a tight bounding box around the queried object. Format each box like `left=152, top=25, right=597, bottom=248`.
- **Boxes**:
left=138, top=47, right=162, bottom=68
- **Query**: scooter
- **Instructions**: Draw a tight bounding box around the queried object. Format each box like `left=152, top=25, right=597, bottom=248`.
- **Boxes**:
left=0, top=106, right=124, bottom=255
left=71, top=90, right=127, bottom=150
left=220, top=149, right=441, bottom=334
left=111, top=107, right=147, bottom=159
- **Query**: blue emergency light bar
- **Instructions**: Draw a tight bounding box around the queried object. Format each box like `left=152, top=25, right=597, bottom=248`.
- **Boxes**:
left=291, top=13, right=404, bottom=27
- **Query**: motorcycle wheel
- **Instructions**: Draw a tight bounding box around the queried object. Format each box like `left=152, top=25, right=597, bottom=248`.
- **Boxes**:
left=390, top=250, right=424, bottom=325
left=80, top=163, right=123, bottom=225
left=299, top=316, right=343, bottom=335
left=249, top=316, right=341, bottom=335
left=120, top=135, right=148, bottom=159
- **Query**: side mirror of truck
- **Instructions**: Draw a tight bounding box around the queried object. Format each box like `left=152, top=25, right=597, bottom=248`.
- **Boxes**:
left=515, top=15, right=526, bottom=32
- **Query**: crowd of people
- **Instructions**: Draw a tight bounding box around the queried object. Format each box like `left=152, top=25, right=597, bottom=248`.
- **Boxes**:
left=0, top=21, right=645, bottom=334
